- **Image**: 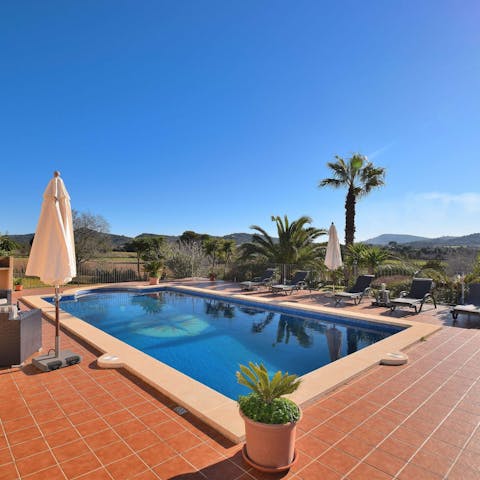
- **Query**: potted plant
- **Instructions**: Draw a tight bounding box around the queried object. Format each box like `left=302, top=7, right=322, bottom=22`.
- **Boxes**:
left=14, top=278, right=23, bottom=291
left=237, top=362, right=302, bottom=472
left=144, top=261, right=163, bottom=285
left=208, top=272, right=216, bottom=281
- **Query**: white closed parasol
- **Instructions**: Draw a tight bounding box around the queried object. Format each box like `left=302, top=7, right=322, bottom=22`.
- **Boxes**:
left=27, top=171, right=79, bottom=368
left=324, top=222, right=343, bottom=294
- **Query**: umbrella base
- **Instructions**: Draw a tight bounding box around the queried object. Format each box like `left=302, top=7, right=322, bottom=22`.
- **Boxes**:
left=32, top=350, right=82, bottom=372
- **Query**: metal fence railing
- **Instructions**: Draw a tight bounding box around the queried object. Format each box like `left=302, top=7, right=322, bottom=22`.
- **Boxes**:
left=14, top=262, right=147, bottom=288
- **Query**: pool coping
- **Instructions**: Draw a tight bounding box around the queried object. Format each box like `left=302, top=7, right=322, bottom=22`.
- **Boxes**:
left=21, top=283, right=442, bottom=444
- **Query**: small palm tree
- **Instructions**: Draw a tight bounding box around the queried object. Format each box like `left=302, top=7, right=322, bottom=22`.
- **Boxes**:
left=319, top=154, right=386, bottom=246
left=203, top=237, right=222, bottom=271
left=240, top=215, right=326, bottom=279
left=363, top=246, right=391, bottom=274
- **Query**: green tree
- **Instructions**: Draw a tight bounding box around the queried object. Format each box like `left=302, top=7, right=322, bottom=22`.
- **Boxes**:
left=203, top=237, right=222, bottom=271
left=363, top=246, right=391, bottom=274
left=319, top=154, right=386, bottom=246
left=72, top=210, right=111, bottom=267
left=124, top=236, right=152, bottom=277
left=240, top=215, right=326, bottom=279
left=0, top=234, right=19, bottom=256
left=141, top=236, right=167, bottom=278
left=220, top=239, right=236, bottom=278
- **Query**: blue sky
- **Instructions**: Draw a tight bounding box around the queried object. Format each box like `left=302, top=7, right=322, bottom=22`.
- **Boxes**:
left=1, top=1, right=479, bottom=241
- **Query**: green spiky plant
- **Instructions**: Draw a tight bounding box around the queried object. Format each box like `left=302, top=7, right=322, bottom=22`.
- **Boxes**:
left=237, top=362, right=301, bottom=424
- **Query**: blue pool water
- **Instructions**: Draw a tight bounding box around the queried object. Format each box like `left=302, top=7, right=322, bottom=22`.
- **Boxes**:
left=54, top=289, right=404, bottom=399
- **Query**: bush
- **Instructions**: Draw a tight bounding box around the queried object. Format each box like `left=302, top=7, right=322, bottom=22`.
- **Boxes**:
left=239, top=394, right=300, bottom=424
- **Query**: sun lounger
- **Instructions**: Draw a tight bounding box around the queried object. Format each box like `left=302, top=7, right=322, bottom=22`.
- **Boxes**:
left=334, top=275, right=374, bottom=306
left=389, top=278, right=436, bottom=314
left=451, top=283, right=480, bottom=320
left=240, top=268, right=276, bottom=291
left=271, top=271, right=309, bottom=295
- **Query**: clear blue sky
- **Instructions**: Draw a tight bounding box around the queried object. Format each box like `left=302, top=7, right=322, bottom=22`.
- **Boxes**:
left=1, top=1, right=479, bottom=241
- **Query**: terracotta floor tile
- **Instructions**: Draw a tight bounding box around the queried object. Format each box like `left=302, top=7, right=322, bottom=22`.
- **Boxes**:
left=377, top=438, right=417, bottom=462
left=15, top=450, right=56, bottom=477
left=75, top=468, right=113, bottom=480
left=336, top=434, right=374, bottom=459
left=45, top=427, right=80, bottom=448
left=84, top=428, right=120, bottom=449
left=52, top=438, right=91, bottom=463
left=152, top=420, right=184, bottom=440
left=137, top=442, right=176, bottom=468
left=296, top=435, right=329, bottom=459
left=68, top=409, right=99, bottom=426
left=318, top=448, right=359, bottom=475
left=397, top=462, right=442, bottom=480
left=106, top=454, right=148, bottom=480
left=412, top=449, right=455, bottom=477
left=365, top=448, right=405, bottom=476
left=153, top=455, right=196, bottom=478
left=3, top=416, right=36, bottom=434
left=0, top=449, right=12, bottom=467
left=139, top=411, right=170, bottom=429
left=182, top=443, right=223, bottom=470
left=200, top=459, right=247, bottom=480
left=7, top=426, right=42, bottom=445
left=130, top=470, right=160, bottom=480
left=104, top=409, right=136, bottom=427
left=113, top=419, right=147, bottom=438
left=165, top=430, right=203, bottom=453
left=23, top=465, right=66, bottom=479
left=60, top=451, right=102, bottom=479
left=297, top=460, right=342, bottom=480
left=0, top=462, right=18, bottom=480
left=446, top=461, right=480, bottom=480
left=347, top=462, right=393, bottom=480
left=94, top=440, right=133, bottom=465
left=76, top=418, right=110, bottom=437
left=10, top=438, right=49, bottom=460
left=311, top=424, right=345, bottom=445
left=38, top=417, right=71, bottom=435
left=127, top=430, right=161, bottom=451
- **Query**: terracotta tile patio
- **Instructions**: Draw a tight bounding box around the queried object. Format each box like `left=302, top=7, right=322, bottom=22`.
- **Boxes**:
left=1, top=281, right=479, bottom=479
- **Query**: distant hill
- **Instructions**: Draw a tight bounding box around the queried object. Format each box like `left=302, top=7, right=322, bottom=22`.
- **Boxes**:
left=364, top=233, right=480, bottom=247
left=6, top=231, right=256, bottom=250
left=364, top=234, right=431, bottom=245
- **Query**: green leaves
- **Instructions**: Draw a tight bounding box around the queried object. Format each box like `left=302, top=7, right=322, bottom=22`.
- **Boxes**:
left=236, top=362, right=301, bottom=404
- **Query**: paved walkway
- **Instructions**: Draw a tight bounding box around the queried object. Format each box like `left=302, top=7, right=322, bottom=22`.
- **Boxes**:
left=0, top=282, right=479, bottom=479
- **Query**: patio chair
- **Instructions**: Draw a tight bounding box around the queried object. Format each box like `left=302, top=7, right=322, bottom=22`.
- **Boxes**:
left=389, top=278, right=436, bottom=314
left=334, top=275, right=375, bottom=306
left=451, top=283, right=480, bottom=321
left=271, top=270, right=309, bottom=295
left=240, top=268, right=276, bottom=291
left=0, top=289, right=12, bottom=305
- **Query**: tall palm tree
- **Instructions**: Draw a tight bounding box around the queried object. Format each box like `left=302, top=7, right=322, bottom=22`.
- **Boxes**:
left=240, top=215, right=326, bottom=278
left=221, top=239, right=236, bottom=277
left=319, top=154, right=386, bottom=246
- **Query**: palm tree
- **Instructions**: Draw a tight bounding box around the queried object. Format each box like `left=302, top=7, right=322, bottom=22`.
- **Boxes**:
left=203, top=237, right=222, bottom=271
left=240, top=215, right=326, bottom=280
left=363, top=246, right=391, bottom=274
left=319, top=154, right=386, bottom=246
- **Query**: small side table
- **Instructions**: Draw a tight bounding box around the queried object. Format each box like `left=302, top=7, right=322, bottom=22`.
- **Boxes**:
left=373, top=289, right=390, bottom=307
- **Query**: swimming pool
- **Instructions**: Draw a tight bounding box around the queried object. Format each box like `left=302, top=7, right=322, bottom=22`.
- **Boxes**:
left=53, top=288, right=404, bottom=399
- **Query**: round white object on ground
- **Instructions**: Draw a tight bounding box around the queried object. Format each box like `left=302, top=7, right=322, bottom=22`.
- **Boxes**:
left=380, top=352, right=408, bottom=366
left=97, top=353, right=124, bottom=369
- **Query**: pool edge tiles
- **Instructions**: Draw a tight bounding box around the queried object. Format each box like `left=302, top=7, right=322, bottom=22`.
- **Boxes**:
left=22, top=283, right=442, bottom=443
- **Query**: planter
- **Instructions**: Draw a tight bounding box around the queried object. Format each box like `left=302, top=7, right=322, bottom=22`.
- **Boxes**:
left=209, top=274, right=216, bottom=282
left=14, top=285, right=23, bottom=291
left=240, top=410, right=300, bottom=472
left=149, top=277, right=159, bottom=285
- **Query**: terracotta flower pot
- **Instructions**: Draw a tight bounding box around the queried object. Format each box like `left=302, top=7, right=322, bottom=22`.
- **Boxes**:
left=15, top=285, right=23, bottom=291
left=149, top=277, right=159, bottom=285
left=240, top=410, right=300, bottom=472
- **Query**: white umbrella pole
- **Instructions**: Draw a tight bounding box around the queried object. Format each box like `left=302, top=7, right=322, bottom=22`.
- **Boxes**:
left=55, top=285, right=60, bottom=356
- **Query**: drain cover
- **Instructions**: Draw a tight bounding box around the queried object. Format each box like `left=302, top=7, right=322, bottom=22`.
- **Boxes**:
left=173, top=406, right=188, bottom=415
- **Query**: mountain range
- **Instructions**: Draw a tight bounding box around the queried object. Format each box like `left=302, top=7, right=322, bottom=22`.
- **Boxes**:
left=7, top=231, right=480, bottom=249
left=364, top=233, right=480, bottom=247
